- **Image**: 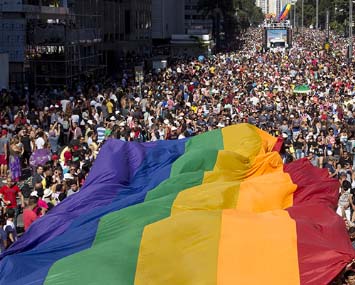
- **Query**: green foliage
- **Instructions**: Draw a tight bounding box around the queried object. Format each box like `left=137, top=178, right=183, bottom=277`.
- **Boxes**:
left=197, top=0, right=235, bottom=15
left=295, top=0, right=352, bottom=32
left=330, top=21, right=345, bottom=33
left=234, top=0, right=264, bottom=27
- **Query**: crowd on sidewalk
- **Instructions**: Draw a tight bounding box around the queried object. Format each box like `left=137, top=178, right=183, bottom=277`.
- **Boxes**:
left=0, top=26, right=355, bottom=283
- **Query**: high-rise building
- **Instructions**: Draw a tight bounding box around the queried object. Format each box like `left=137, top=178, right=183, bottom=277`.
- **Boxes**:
left=0, top=0, right=105, bottom=90
left=151, top=0, right=214, bottom=57
left=0, top=0, right=153, bottom=89
left=256, top=0, right=267, bottom=14
left=100, top=0, right=152, bottom=73
left=152, top=0, right=184, bottom=39
left=152, top=0, right=214, bottom=40
left=184, top=0, right=213, bottom=34
left=276, top=0, right=282, bottom=16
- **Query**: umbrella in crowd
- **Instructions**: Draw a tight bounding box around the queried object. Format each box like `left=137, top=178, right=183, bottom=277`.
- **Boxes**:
left=29, top=148, right=51, bottom=168
left=293, top=84, right=311, bottom=94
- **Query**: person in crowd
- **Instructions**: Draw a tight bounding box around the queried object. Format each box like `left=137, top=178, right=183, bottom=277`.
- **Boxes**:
left=0, top=129, right=9, bottom=178
left=32, top=165, right=45, bottom=186
left=324, top=157, right=338, bottom=178
left=67, top=179, right=79, bottom=197
left=48, top=122, right=61, bottom=154
left=294, top=133, right=306, bottom=160
left=35, top=131, right=46, bottom=150
left=337, top=180, right=352, bottom=221
left=19, top=128, right=32, bottom=167
left=23, top=196, right=38, bottom=231
left=31, top=184, right=48, bottom=217
left=0, top=28, right=354, bottom=274
left=0, top=217, right=7, bottom=253
left=344, top=270, right=355, bottom=285
left=0, top=177, right=24, bottom=227
left=9, top=136, right=23, bottom=182
left=3, top=208, right=17, bottom=248
left=71, top=121, right=82, bottom=140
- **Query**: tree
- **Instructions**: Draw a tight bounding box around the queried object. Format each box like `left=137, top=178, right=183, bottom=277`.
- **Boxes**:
left=197, top=0, right=264, bottom=46
left=296, top=0, right=351, bottom=33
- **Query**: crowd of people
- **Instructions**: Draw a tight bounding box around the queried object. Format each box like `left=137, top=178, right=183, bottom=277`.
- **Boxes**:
left=0, top=26, right=355, bottom=282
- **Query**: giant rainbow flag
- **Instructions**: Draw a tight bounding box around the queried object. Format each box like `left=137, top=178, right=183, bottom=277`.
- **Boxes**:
left=278, top=3, right=292, bottom=22
left=0, top=124, right=354, bottom=284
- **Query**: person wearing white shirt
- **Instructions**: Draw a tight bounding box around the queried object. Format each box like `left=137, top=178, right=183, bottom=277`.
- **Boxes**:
left=71, top=114, right=79, bottom=124
left=35, top=132, right=45, bottom=150
left=178, top=133, right=186, bottom=139
left=110, top=93, right=118, bottom=103
left=60, top=99, right=71, bottom=112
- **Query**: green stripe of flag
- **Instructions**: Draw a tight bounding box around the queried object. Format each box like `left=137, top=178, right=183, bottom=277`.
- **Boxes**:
left=45, top=130, right=224, bottom=285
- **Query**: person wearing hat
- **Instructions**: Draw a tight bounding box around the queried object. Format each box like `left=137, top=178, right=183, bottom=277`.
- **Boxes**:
left=43, top=188, right=53, bottom=204
left=0, top=129, right=8, bottom=178
left=169, top=126, right=178, bottom=140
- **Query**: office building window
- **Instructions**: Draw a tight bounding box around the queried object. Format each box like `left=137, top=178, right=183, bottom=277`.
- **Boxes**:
left=125, top=10, right=131, bottom=34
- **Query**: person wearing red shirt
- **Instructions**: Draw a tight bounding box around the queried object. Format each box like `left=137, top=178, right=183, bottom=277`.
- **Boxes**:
left=63, top=148, right=72, bottom=166
left=0, top=177, right=24, bottom=209
left=13, top=112, right=27, bottom=126
left=0, top=177, right=24, bottom=227
left=23, top=196, right=38, bottom=231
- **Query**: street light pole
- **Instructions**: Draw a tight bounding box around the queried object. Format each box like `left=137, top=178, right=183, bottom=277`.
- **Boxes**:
left=326, top=10, right=330, bottom=40
left=350, top=0, right=353, bottom=63
left=316, top=0, right=319, bottom=29
left=291, top=0, right=297, bottom=29
left=294, top=4, right=296, bottom=29
left=301, top=0, right=304, bottom=34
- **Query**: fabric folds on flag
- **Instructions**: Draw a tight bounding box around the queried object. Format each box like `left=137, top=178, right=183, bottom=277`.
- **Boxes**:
left=0, top=124, right=353, bottom=285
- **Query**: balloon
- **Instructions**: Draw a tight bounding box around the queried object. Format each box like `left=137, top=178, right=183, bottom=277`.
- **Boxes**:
left=198, top=55, right=205, bottom=62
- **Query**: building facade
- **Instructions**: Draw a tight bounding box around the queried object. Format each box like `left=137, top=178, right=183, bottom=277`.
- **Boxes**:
left=184, top=0, right=213, bottom=34
left=0, top=0, right=153, bottom=89
left=152, top=0, right=212, bottom=40
left=0, top=0, right=105, bottom=90
left=100, top=0, right=152, bottom=73
left=152, top=0, right=184, bottom=40
left=256, top=0, right=267, bottom=14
